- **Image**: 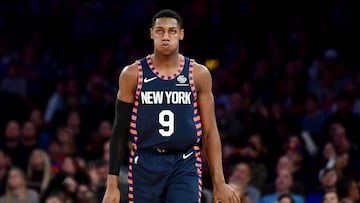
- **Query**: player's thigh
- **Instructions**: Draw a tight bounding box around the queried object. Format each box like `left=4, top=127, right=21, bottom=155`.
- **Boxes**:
left=165, top=155, right=200, bottom=203
left=131, top=151, right=169, bottom=203
left=165, top=173, right=200, bottom=203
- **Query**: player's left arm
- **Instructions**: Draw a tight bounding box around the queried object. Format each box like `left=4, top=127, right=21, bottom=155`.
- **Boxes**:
left=194, top=62, right=240, bottom=203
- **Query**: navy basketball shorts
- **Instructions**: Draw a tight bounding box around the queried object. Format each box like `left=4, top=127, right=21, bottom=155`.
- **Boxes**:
left=128, top=148, right=202, bottom=203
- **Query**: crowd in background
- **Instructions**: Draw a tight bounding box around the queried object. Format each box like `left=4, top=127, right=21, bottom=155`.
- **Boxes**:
left=0, top=0, right=360, bottom=203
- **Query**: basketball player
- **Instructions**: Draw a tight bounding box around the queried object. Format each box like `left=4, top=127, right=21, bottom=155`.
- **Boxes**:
left=101, top=9, right=240, bottom=203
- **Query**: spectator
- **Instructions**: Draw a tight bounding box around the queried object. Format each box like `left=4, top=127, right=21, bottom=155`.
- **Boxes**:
left=44, top=80, right=66, bottom=125
left=0, top=167, right=39, bottom=203
left=328, top=123, right=360, bottom=180
left=278, top=193, right=296, bottom=203
left=301, top=93, right=329, bottom=145
left=47, top=126, right=76, bottom=162
left=260, top=168, right=304, bottom=203
left=322, top=191, right=340, bottom=203
left=0, top=150, right=10, bottom=196
left=228, top=162, right=261, bottom=203
left=306, top=166, right=339, bottom=203
left=336, top=176, right=360, bottom=203
left=44, top=191, right=66, bottom=203
left=28, top=108, right=52, bottom=150
left=85, top=119, right=112, bottom=160
left=323, top=92, right=360, bottom=146
left=228, top=181, right=252, bottom=203
left=26, top=148, right=52, bottom=197
left=0, top=62, right=27, bottom=98
left=231, top=135, right=268, bottom=191
left=21, top=121, right=39, bottom=158
left=0, top=120, right=28, bottom=171
left=42, top=155, right=90, bottom=203
left=75, top=183, right=97, bottom=203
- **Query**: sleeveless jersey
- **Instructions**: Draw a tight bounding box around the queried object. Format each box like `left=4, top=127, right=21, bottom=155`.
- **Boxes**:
left=130, top=54, right=202, bottom=152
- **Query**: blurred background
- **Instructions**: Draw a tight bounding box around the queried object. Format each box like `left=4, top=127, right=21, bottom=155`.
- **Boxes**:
left=0, top=1, right=359, bottom=203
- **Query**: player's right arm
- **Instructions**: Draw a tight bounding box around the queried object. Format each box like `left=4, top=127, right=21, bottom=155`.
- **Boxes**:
left=102, top=63, right=138, bottom=203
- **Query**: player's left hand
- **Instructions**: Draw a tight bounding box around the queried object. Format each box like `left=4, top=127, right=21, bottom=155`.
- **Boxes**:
left=212, top=182, right=241, bottom=203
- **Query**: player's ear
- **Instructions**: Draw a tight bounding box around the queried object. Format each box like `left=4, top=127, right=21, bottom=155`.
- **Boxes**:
left=179, top=29, right=184, bottom=40
left=150, top=28, right=154, bottom=39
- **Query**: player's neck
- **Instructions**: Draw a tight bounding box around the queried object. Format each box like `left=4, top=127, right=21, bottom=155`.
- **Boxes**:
left=151, top=53, right=181, bottom=71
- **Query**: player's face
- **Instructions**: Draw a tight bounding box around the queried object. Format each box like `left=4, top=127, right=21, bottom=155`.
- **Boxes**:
left=150, top=17, right=184, bottom=55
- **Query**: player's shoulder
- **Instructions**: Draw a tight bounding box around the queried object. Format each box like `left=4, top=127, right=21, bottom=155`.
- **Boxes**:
left=191, top=60, right=211, bottom=77
left=118, top=61, right=139, bottom=82
left=189, top=59, right=212, bottom=90
left=121, top=56, right=149, bottom=73
left=122, top=61, right=138, bottom=73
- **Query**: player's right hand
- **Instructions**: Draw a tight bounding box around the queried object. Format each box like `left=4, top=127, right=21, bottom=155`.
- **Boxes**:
left=101, top=187, right=121, bottom=203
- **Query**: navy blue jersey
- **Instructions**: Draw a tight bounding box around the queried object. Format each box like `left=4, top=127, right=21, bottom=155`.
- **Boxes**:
left=130, top=54, right=202, bottom=152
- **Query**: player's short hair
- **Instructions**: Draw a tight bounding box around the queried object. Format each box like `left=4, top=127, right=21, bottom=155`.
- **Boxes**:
left=151, top=9, right=183, bottom=29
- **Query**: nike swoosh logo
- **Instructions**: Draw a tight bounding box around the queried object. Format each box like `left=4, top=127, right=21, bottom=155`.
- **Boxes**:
left=143, top=77, right=157, bottom=83
left=182, top=151, right=193, bottom=159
